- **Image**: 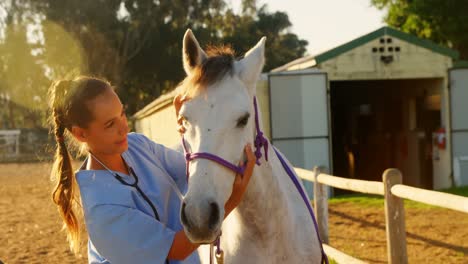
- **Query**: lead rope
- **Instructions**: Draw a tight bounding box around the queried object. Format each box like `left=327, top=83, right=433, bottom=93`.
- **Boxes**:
left=210, top=243, right=213, bottom=264
left=215, top=236, right=224, bottom=264
left=209, top=236, right=224, bottom=264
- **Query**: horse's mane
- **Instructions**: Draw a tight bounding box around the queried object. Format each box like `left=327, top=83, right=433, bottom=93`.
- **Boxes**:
left=180, top=45, right=235, bottom=97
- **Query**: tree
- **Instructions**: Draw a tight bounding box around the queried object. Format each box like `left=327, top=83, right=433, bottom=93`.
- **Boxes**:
left=371, top=0, right=468, bottom=59
left=220, top=4, right=308, bottom=71
left=1, top=0, right=308, bottom=123
left=0, top=0, right=51, bottom=128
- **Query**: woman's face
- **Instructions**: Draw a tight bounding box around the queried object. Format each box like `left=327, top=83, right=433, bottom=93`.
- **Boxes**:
left=78, top=87, right=129, bottom=156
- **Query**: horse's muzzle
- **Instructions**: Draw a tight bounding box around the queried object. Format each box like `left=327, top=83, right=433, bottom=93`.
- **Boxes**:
left=181, top=199, right=222, bottom=243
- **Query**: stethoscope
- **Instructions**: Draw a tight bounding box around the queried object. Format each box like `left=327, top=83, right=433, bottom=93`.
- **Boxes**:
left=87, top=153, right=171, bottom=264
left=89, top=153, right=161, bottom=222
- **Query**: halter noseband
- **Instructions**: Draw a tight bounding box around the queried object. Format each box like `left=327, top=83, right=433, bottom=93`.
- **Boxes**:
left=181, top=96, right=268, bottom=178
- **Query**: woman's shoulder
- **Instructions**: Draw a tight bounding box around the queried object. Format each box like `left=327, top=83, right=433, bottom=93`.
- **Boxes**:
left=126, top=132, right=155, bottom=153
left=126, top=132, right=171, bottom=156
left=127, top=132, right=150, bottom=145
left=127, top=132, right=161, bottom=148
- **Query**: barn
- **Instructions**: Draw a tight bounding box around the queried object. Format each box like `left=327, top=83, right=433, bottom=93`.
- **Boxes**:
left=133, top=26, right=468, bottom=191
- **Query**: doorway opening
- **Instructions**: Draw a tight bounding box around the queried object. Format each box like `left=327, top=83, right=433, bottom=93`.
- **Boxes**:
left=330, top=78, right=442, bottom=190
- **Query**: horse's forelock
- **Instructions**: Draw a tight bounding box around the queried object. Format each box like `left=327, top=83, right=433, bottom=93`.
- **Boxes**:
left=181, top=45, right=236, bottom=97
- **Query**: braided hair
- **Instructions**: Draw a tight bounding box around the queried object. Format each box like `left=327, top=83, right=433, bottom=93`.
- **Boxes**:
left=48, top=76, right=110, bottom=254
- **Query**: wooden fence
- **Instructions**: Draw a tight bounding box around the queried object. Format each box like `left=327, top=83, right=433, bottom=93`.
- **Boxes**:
left=0, top=130, right=20, bottom=156
left=294, top=166, right=468, bottom=264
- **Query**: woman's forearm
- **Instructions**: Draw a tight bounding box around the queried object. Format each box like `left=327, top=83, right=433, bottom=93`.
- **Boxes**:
left=168, top=200, right=237, bottom=260
left=167, top=231, right=199, bottom=260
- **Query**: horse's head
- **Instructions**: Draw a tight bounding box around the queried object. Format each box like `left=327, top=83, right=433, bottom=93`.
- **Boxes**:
left=178, top=29, right=265, bottom=243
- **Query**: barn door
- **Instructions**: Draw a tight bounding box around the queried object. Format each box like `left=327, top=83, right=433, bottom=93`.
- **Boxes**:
left=268, top=72, right=331, bottom=195
left=450, top=68, right=468, bottom=186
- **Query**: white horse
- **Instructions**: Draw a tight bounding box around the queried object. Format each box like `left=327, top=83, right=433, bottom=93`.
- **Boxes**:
left=177, top=29, right=324, bottom=264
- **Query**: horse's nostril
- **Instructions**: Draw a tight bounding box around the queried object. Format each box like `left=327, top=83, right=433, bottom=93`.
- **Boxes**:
left=181, top=201, right=190, bottom=227
left=208, top=202, right=220, bottom=230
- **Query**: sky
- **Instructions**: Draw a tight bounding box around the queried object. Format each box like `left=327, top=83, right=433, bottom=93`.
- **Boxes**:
left=0, top=1, right=387, bottom=59
left=231, top=0, right=387, bottom=56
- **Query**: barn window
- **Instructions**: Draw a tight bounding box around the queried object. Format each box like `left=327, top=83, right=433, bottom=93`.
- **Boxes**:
left=395, top=46, right=401, bottom=52
left=388, top=47, right=394, bottom=52
left=372, top=47, right=378, bottom=52
left=379, top=47, right=385, bottom=52
left=387, top=38, right=392, bottom=43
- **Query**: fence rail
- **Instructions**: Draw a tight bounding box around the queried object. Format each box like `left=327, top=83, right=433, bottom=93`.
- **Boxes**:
left=322, top=244, right=367, bottom=264
left=294, top=167, right=468, bottom=264
left=0, top=129, right=53, bottom=162
left=317, top=173, right=384, bottom=195
left=391, top=184, right=468, bottom=213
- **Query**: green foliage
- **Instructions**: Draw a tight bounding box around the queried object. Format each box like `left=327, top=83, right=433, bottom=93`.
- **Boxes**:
left=371, top=0, right=468, bottom=59
left=222, top=5, right=308, bottom=72
left=329, top=185, right=468, bottom=209
left=0, top=0, right=308, bottom=125
left=0, top=1, right=51, bottom=128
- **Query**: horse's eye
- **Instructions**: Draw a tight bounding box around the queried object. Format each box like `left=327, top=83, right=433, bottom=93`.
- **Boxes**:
left=236, top=114, right=250, bottom=128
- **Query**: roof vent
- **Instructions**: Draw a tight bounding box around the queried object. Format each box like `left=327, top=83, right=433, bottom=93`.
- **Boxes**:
left=381, top=55, right=394, bottom=64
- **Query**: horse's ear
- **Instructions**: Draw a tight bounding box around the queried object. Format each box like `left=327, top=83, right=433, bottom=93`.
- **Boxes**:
left=235, top=37, right=266, bottom=88
left=183, top=29, right=207, bottom=75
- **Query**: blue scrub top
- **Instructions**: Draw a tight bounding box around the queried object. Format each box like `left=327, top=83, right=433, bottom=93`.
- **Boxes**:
left=76, top=132, right=201, bottom=264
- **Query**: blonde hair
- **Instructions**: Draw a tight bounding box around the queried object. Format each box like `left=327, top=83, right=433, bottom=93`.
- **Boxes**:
left=48, top=76, right=111, bottom=254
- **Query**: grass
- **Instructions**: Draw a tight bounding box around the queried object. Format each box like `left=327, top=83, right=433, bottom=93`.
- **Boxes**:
left=329, top=194, right=384, bottom=207
left=327, top=185, right=468, bottom=209
left=439, top=185, right=468, bottom=196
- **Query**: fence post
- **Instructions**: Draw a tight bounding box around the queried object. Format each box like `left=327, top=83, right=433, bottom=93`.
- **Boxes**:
left=313, top=166, right=329, bottom=244
left=15, top=133, right=20, bottom=155
left=383, top=169, right=408, bottom=264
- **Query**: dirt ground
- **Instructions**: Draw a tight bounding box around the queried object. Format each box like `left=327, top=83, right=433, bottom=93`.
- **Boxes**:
left=0, top=162, right=467, bottom=264
left=328, top=202, right=468, bottom=263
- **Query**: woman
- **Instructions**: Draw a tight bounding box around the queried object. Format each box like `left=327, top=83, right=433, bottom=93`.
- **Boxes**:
left=49, top=76, right=255, bottom=264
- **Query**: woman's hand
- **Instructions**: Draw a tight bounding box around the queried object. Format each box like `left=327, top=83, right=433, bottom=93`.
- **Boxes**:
left=173, top=94, right=190, bottom=134
left=224, top=144, right=256, bottom=217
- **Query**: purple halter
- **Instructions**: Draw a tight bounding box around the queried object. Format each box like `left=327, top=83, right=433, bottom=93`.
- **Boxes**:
left=181, top=96, right=269, bottom=178
left=180, top=95, right=328, bottom=264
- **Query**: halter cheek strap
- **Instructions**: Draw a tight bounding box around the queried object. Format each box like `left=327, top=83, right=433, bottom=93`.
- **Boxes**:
left=253, top=96, right=268, bottom=165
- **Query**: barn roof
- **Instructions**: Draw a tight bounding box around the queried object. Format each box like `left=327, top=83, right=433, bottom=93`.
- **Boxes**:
left=132, top=73, right=270, bottom=120
left=272, top=26, right=459, bottom=72
left=132, top=88, right=178, bottom=120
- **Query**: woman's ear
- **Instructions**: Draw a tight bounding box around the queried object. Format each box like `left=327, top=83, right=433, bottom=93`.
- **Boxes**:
left=71, top=125, right=87, bottom=143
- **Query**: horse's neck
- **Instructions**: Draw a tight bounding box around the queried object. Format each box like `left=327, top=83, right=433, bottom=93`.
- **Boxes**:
left=234, top=140, right=290, bottom=235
